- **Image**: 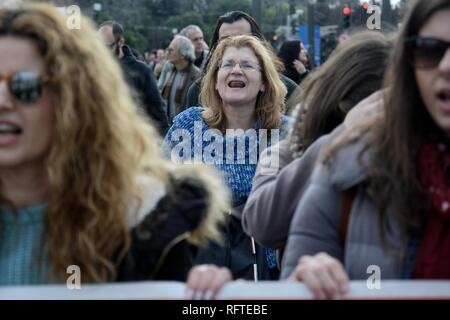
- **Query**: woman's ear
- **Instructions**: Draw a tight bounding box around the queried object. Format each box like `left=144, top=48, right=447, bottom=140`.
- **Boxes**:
left=260, top=84, right=265, bottom=92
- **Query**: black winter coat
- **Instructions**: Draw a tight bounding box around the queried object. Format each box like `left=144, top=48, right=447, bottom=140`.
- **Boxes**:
left=120, top=45, right=169, bottom=135
left=116, top=176, right=208, bottom=281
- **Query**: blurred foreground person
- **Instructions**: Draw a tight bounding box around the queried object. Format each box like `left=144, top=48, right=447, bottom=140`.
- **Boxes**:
left=243, top=31, right=392, bottom=252
left=282, top=0, right=450, bottom=299
left=0, top=4, right=229, bottom=286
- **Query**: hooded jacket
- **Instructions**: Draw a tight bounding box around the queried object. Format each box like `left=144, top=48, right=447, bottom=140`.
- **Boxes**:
left=116, top=166, right=228, bottom=281
left=280, top=131, right=417, bottom=280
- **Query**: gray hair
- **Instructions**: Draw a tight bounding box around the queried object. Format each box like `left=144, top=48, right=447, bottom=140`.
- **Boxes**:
left=174, top=35, right=196, bottom=62
left=179, top=25, right=202, bottom=38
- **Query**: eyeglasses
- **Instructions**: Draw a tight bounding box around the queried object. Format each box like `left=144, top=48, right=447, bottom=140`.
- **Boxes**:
left=0, top=71, right=47, bottom=104
left=405, top=37, right=450, bottom=68
left=219, top=60, right=260, bottom=71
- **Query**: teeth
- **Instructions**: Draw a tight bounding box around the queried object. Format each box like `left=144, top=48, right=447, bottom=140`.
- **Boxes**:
left=438, top=91, right=450, bottom=100
left=0, top=123, right=20, bottom=134
left=228, top=81, right=245, bottom=88
left=0, top=123, right=18, bottom=131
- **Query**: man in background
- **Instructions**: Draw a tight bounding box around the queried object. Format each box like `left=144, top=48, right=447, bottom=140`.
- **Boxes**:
left=98, top=21, right=169, bottom=134
left=179, top=25, right=208, bottom=69
left=158, top=35, right=200, bottom=123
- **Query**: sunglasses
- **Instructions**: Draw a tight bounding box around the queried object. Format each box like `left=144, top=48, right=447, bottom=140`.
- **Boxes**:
left=0, top=71, right=47, bottom=104
left=405, top=37, right=450, bottom=68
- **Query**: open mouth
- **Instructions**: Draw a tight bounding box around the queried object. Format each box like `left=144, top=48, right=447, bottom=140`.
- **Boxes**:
left=437, top=90, right=450, bottom=103
left=0, top=123, right=22, bottom=136
left=228, top=80, right=246, bottom=88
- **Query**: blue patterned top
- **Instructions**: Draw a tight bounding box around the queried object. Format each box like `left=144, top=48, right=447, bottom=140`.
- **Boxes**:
left=0, top=204, right=54, bottom=286
left=163, top=107, right=289, bottom=206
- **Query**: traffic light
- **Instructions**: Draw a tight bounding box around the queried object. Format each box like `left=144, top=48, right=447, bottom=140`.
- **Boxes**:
left=342, top=7, right=351, bottom=29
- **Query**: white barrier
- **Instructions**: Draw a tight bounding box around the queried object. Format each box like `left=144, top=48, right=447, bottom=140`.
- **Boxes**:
left=1, top=281, right=450, bottom=300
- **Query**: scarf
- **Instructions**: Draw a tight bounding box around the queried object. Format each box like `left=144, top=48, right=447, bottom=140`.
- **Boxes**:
left=161, top=65, right=190, bottom=120
left=413, top=138, right=450, bottom=278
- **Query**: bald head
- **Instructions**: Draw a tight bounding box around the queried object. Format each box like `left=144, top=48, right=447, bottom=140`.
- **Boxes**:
left=97, top=21, right=125, bottom=58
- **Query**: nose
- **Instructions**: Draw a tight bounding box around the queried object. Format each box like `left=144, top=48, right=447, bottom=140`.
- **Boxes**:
left=230, top=63, right=244, bottom=74
left=0, top=81, right=14, bottom=110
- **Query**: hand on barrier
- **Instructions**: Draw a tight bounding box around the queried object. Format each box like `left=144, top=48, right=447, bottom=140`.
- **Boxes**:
left=288, top=252, right=349, bottom=300
left=185, top=265, right=233, bottom=300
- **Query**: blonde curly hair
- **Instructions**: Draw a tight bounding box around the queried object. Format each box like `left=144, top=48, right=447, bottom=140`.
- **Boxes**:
left=0, top=4, right=229, bottom=283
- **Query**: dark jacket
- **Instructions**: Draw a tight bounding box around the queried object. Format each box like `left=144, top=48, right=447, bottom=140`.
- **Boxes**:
left=184, top=74, right=298, bottom=110
left=194, top=50, right=208, bottom=69
left=194, top=207, right=279, bottom=281
left=116, top=174, right=213, bottom=282
left=120, top=45, right=169, bottom=134
left=283, top=69, right=309, bottom=85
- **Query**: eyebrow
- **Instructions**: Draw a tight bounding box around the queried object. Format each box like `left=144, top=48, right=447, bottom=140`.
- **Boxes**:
left=222, top=59, right=258, bottom=64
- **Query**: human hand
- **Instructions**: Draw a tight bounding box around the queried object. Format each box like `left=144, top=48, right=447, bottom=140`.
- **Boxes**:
left=185, top=264, right=233, bottom=300
left=293, top=59, right=307, bottom=75
left=288, top=252, right=349, bottom=300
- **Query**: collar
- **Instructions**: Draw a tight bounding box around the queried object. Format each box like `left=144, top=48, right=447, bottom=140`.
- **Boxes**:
left=120, top=45, right=136, bottom=63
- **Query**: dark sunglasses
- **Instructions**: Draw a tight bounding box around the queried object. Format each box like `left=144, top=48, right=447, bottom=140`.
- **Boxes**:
left=405, top=36, right=450, bottom=68
left=0, top=71, right=47, bottom=104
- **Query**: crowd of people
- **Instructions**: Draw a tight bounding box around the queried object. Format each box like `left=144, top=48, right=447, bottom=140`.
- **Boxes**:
left=0, top=0, right=449, bottom=300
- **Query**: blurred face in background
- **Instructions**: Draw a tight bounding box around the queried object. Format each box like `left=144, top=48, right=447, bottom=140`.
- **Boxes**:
left=156, top=49, right=166, bottom=61
left=187, top=28, right=204, bottom=56
left=98, top=25, right=122, bottom=57
left=147, top=53, right=156, bottom=63
left=167, top=38, right=183, bottom=64
left=414, top=10, right=450, bottom=136
left=299, top=42, right=308, bottom=65
left=218, top=19, right=252, bottom=40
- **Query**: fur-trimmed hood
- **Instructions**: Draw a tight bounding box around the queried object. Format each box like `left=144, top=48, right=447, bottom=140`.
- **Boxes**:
left=117, top=164, right=230, bottom=281
left=128, top=164, right=230, bottom=245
